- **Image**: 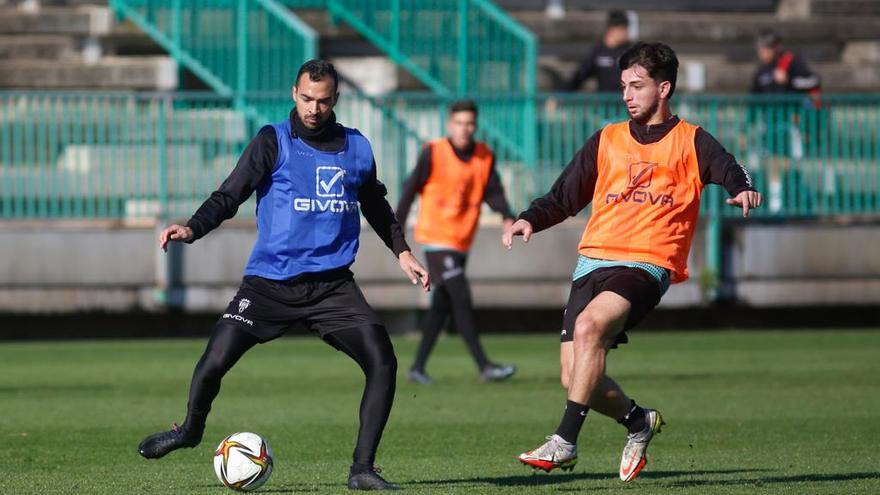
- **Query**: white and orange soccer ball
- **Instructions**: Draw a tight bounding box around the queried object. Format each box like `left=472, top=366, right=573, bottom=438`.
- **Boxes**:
left=213, top=432, right=274, bottom=492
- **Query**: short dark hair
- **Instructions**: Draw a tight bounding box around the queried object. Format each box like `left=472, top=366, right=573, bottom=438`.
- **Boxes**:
left=618, top=42, right=679, bottom=98
left=607, top=10, right=629, bottom=28
left=756, top=28, right=782, bottom=48
left=448, top=99, right=478, bottom=118
left=295, top=59, right=339, bottom=89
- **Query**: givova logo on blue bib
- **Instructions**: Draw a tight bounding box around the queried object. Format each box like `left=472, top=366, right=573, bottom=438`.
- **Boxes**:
left=316, top=166, right=346, bottom=197
left=294, top=166, right=359, bottom=213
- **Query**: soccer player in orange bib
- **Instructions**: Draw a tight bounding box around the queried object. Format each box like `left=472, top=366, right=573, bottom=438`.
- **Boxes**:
left=505, top=42, right=762, bottom=481
left=397, top=100, right=517, bottom=384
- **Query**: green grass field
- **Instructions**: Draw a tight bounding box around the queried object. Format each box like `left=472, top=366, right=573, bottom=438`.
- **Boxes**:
left=2, top=330, right=879, bottom=494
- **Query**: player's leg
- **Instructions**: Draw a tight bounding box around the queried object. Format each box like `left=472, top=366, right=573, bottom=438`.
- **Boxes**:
left=560, top=342, right=630, bottom=420
left=408, top=284, right=452, bottom=383
left=519, top=291, right=629, bottom=472
left=138, top=320, right=259, bottom=459
left=574, top=365, right=665, bottom=482
left=441, top=254, right=515, bottom=381
left=563, top=345, right=661, bottom=466
left=323, top=324, right=399, bottom=490
left=566, top=290, right=630, bottom=405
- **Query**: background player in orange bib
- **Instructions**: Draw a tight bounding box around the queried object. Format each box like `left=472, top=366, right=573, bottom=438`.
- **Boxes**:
left=504, top=42, right=762, bottom=481
left=397, top=100, right=517, bottom=384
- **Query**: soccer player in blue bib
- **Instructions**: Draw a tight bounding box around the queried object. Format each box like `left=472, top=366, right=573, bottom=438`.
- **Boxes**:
left=137, top=60, right=430, bottom=491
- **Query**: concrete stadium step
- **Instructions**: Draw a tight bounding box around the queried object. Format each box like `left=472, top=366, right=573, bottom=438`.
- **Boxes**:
left=0, top=5, right=112, bottom=36
left=540, top=52, right=880, bottom=93
left=100, top=20, right=165, bottom=57
left=291, top=8, right=382, bottom=58
left=0, top=100, right=248, bottom=143
left=0, top=34, right=74, bottom=59
left=0, top=56, right=177, bottom=89
left=0, top=144, right=208, bottom=199
left=6, top=0, right=108, bottom=5
left=513, top=11, right=879, bottom=46
left=541, top=39, right=843, bottom=64
left=703, top=60, right=880, bottom=92
left=495, top=0, right=776, bottom=12
left=812, top=0, right=880, bottom=16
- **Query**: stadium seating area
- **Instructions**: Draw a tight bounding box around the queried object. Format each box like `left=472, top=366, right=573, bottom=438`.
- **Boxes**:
left=0, top=0, right=878, bottom=311
left=501, top=0, right=880, bottom=93
left=0, top=0, right=174, bottom=89
left=3, top=0, right=880, bottom=92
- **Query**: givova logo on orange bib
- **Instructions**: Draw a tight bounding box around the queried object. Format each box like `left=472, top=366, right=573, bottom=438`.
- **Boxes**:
left=605, top=161, right=674, bottom=207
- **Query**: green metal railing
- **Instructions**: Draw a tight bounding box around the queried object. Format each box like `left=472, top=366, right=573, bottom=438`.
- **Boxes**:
left=2, top=91, right=878, bottom=291
left=3, top=92, right=878, bottom=220
left=110, top=0, right=317, bottom=105
left=111, top=0, right=538, bottom=176
left=317, top=0, right=538, bottom=172
left=0, top=91, right=422, bottom=220
left=320, top=0, right=537, bottom=96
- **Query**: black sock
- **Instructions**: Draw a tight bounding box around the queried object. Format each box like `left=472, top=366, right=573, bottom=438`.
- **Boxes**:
left=617, top=400, right=647, bottom=434
left=554, top=400, right=588, bottom=443
left=350, top=462, right=373, bottom=475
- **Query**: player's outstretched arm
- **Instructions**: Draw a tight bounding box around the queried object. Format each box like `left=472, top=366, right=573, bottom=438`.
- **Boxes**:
left=398, top=250, right=430, bottom=292
left=184, top=127, right=278, bottom=245
left=158, top=224, right=194, bottom=252
left=726, top=190, right=763, bottom=218
left=502, top=219, right=533, bottom=250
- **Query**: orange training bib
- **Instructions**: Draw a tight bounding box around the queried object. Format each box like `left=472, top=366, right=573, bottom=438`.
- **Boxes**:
left=415, top=139, right=494, bottom=252
left=579, top=120, right=703, bottom=282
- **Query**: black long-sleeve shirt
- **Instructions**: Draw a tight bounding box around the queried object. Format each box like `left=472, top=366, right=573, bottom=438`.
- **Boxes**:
left=185, top=109, right=410, bottom=256
left=519, top=116, right=756, bottom=232
left=567, top=41, right=632, bottom=93
left=395, top=140, right=515, bottom=227
left=752, top=51, right=820, bottom=94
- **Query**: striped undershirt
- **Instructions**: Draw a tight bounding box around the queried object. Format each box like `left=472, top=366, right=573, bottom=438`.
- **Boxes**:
left=573, top=255, right=671, bottom=294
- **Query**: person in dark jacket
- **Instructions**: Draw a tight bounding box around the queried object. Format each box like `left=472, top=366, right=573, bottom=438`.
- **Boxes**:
left=566, top=10, right=633, bottom=93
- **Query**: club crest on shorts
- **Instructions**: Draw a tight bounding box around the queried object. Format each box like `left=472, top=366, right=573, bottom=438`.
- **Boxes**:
left=444, top=255, right=455, bottom=270
left=238, top=298, right=251, bottom=313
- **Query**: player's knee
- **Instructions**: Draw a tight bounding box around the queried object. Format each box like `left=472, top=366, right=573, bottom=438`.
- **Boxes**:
left=197, top=353, right=230, bottom=381
left=573, top=315, right=606, bottom=348
left=368, top=350, right=397, bottom=381
left=372, top=359, right=397, bottom=385
left=431, top=292, right=451, bottom=312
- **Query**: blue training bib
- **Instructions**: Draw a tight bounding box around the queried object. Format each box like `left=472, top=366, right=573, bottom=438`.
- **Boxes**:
left=244, top=119, right=375, bottom=279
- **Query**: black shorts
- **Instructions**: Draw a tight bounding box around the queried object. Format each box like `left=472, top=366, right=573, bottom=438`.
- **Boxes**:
left=219, top=268, right=384, bottom=343
left=560, top=266, right=665, bottom=347
left=424, top=250, right=468, bottom=286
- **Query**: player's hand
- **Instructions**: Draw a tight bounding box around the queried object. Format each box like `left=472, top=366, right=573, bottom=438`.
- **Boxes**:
left=158, top=224, right=193, bottom=252
left=398, top=250, right=430, bottom=292
left=726, top=190, right=763, bottom=218
left=773, top=68, right=788, bottom=85
left=502, top=219, right=533, bottom=250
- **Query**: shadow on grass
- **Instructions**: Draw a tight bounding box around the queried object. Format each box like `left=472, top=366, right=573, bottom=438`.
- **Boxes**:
left=192, top=484, right=317, bottom=493
left=407, top=468, right=768, bottom=488
left=663, top=471, right=880, bottom=489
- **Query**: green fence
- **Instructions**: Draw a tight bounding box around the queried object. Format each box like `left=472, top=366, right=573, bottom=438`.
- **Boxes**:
left=321, top=0, right=537, bottom=96
left=0, top=91, right=422, bottom=220
left=110, top=0, right=317, bottom=103
left=1, top=91, right=878, bottom=221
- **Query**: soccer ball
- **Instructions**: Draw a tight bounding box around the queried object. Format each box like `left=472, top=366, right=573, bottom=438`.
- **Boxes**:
left=213, top=432, right=274, bottom=491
